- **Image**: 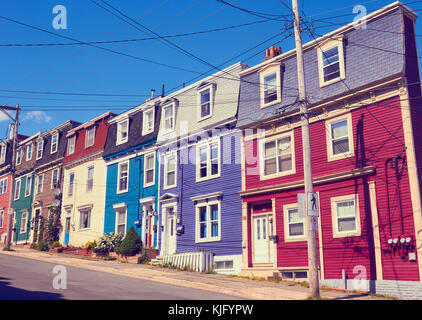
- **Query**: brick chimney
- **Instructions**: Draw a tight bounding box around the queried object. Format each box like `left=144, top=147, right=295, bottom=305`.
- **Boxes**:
left=262, top=45, right=282, bottom=62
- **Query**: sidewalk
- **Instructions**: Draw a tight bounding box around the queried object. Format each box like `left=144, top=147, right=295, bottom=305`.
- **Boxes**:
left=0, top=245, right=390, bottom=300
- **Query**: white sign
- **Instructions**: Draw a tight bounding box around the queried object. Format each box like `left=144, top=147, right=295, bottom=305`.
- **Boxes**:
left=307, top=192, right=319, bottom=217
left=297, top=193, right=305, bottom=218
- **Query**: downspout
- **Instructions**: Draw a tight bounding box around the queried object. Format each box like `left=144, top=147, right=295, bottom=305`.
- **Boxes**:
left=394, top=155, right=406, bottom=236
left=385, top=158, right=393, bottom=237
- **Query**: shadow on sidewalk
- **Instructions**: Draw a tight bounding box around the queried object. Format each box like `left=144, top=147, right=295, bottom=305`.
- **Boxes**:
left=0, top=276, right=66, bottom=300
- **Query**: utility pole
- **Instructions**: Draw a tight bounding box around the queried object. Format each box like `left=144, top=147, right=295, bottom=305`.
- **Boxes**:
left=292, top=0, right=320, bottom=298
left=4, top=104, right=19, bottom=250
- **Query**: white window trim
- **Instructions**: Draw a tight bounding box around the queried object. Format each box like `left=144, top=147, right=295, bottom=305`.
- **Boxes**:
left=195, top=138, right=221, bottom=182
left=197, top=85, right=214, bottom=121
left=16, top=149, right=22, bottom=165
left=35, top=174, right=43, bottom=194
left=317, top=37, right=346, bottom=88
left=331, top=194, right=361, bottom=238
left=195, top=197, right=221, bottom=243
left=68, top=136, right=76, bottom=155
left=259, top=131, right=296, bottom=180
left=143, top=152, right=156, bottom=188
left=0, top=144, right=6, bottom=165
left=326, top=113, right=354, bottom=162
left=26, top=143, right=33, bottom=161
left=163, top=152, right=177, bottom=190
left=86, top=165, right=94, bottom=192
left=79, top=208, right=92, bottom=230
left=20, top=211, right=28, bottom=234
left=36, top=140, right=44, bottom=160
left=67, top=172, right=75, bottom=197
left=142, top=108, right=155, bottom=136
left=259, top=63, right=282, bottom=109
left=0, top=177, right=7, bottom=195
left=116, top=118, right=129, bottom=146
left=114, top=206, right=128, bottom=237
left=283, top=203, right=306, bottom=242
left=51, top=168, right=60, bottom=190
left=14, top=178, right=21, bottom=200
left=24, top=175, right=32, bottom=197
left=162, top=103, right=176, bottom=133
left=117, top=161, right=129, bottom=194
left=50, top=133, right=59, bottom=154
left=85, top=126, right=96, bottom=148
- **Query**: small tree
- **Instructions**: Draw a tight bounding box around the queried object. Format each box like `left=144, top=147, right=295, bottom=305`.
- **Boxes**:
left=118, top=226, right=142, bottom=257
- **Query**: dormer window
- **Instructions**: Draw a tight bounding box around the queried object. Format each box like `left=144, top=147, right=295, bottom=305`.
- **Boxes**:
left=259, top=64, right=282, bottom=108
left=162, top=104, right=175, bottom=133
left=0, top=144, right=6, bottom=164
left=85, top=127, right=95, bottom=148
left=317, top=37, right=345, bottom=87
left=142, top=108, right=154, bottom=135
left=116, top=119, right=129, bottom=145
left=51, top=133, right=59, bottom=154
left=36, top=140, right=44, bottom=160
left=68, top=136, right=75, bottom=155
left=198, top=85, right=214, bottom=121
left=26, top=143, right=33, bottom=161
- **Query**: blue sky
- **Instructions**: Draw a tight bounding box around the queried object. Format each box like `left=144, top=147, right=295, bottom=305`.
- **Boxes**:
left=1, top=0, right=421, bottom=138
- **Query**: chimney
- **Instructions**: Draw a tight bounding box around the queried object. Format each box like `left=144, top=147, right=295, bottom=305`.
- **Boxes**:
left=262, top=45, right=282, bottom=62
left=161, top=84, right=165, bottom=97
left=151, top=89, right=155, bottom=99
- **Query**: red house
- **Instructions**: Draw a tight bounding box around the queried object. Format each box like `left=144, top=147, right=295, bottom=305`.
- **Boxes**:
left=237, top=2, right=422, bottom=298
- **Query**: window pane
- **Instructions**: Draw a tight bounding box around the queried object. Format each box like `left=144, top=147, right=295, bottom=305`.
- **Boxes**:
left=146, top=170, right=154, bottom=184
left=211, top=222, right=218, bottom=237
left=210, top=205, right=218, bottom=220
left=263, top=73, right=277, bottom=104
left=331, top=120, right=348, bottom=139
left=199, top=147, right=207, bottom=162
left=322, top=46, right=339, bottom=66
left=167, top=172, right=175, bottom=186
left=117, top=211, right=126, bottom=224
left=332, top=137, right=349, bottom=154
left=264, top=158, right=277, bottom=175
left=262, top=218, right=266, bottom=239
left=338, top=217, right=356, bottom=232
left=324, top=62, right=340, bottom=82
left=199, top=207, right=207, bottom=222
left=288, top=209, right=301, bottom=223
left=264, top=141, right=276, bottom=158
left=289, top=223, right=304, bottom=236
left=337, top=200, right=355, bottom=217
left=201, top=90, right=210, bottom=105
left=200, top=223, right=207, bottom=238
left=117, top=224, right=126, bottom=235
left=210, top=143, right=218, bottom=159
left=278, top=154, right=292, bottom=172
left=146, top=155, right=154, bottom=169
left=211, top=160, right=219, bottom=175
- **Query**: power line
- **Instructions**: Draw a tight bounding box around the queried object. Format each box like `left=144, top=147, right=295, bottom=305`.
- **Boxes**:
left=215, top=0, right=291, bottom=21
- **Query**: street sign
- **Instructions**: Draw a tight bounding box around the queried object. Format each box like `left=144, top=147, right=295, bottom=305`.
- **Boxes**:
left=307, top=192, right=319, bottom=217
left=311, top=216, right=319, bottom=231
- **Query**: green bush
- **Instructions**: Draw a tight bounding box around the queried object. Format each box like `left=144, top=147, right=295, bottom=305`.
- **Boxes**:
left=137, top=250, right=149, bottom=264
left=52, top=241, right=62, bottom=248
left=37, top=240, right=50, bottom=251
left=118, top=226, right=142, bottom=257
left=84, top=241, right=95, bottom=250
left=30, top=242, right=38, bottom=250
left=93, top=232, right=123, bottom=256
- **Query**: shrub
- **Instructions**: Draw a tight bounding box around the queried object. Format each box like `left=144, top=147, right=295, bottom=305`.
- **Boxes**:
left=52, top=241, right=62, bottom=248
left=93, top=232, right=123, bottom=256
left=84, top=241, right=95, bottom=250
left=137, top=250, right=149, bottom=264
left=118, top=226, right=142, bottom=257
left=30, top=242, right=38, bottom=250
left=37, top=240, right=50, bottom=251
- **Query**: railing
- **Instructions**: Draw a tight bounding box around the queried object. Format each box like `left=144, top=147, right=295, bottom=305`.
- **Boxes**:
left=162, top=251, right=214, bottom=272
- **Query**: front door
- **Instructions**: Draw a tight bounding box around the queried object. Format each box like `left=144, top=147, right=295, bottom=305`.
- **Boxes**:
left=253, top=215, right=274, bottom=264
left=166, top=207, right=176, bottom=255
left=64, top=217, right=71, bottom=245
left=33, top=209, right=41, bottom=243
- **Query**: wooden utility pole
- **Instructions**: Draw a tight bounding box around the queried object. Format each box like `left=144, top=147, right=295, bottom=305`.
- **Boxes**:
left=291, top=0, right=320, bottom=298
left=4, top=104, right=19, bottom=250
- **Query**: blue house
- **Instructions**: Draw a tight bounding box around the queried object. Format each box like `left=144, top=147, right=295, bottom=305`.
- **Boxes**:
left=156, top=62, right=248, bottom=274
left=102, top=97, right=162, bottom=249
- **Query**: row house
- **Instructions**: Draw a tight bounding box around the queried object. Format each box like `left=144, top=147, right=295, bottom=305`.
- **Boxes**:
left=156, top=62, right=248, bottom=274
left=31, top=120, right=81, bottom=243
left=102, top=96, right=161, bottom=248
left=59, top=112, right=115, bottom=246
left=237, top=1, right=422, bottom=293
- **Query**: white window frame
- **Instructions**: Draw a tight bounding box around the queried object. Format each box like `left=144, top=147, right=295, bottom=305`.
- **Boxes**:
left=68, top=136, right=76, bottom=155
left=162, top=103, right=175, bottom=133
left=196, top=138, right=221, bottom=182
left=16, top=149, right=22, bottom=165
left=195, top=197, right=221, bottom=243
left=36, top=140, right=44, bottom=160
left=20, top=211, right=28, bottom=234
left=283, top=203, right=306, bottom=242
left=331, top=194, right=361, bottom=238
left=197, top=85, right=214, bottom=121
left=86, top=166, right=94, bottom=192
left=67, top=172, right=75, bottom=197
left=115, top=206, right=127, bottom=237
left=143, top=152, right=155, bottom=188
left=50, top=133, right=59, bottom=154
left=259, top=131, right=295, bottom=179
left=14, top=178, right=21, bottom=200
left=35, top=174, right=43, bottom=194
left=317, top=37, right=345, bottom=87
left=117, top=161, right=129, bottom=194
left=259, top=64, right=282, bottom=108
left=163, top=152, right=177, bottom=189
left=85, top=126, right=95, bottom=148
left=142, top=108, right=155, bottom=135
left=0, top=177, right=7, bottom=195
left=326, top=113, right=354, bottom=162
left=116, top=118, right=129, bottom=145
left=26, top=143, right=33, bottom=161
left=24, top=175, right=32, bottom=197
left=79, top=208, right=91, bottom=230
left=0, top=144, right=6, bottom=164
left=51, top=168, right=59, bottom=189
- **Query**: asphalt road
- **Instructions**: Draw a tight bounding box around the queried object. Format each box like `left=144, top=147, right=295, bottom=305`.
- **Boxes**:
left=0, top=254, right=242, bottom=300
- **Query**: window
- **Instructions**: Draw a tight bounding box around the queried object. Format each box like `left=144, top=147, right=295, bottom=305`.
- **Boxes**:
left=284, top=205, right=305, bottom=241
left=331, top=194, right=361, bottom=238
left=0, top=210, right=3, bottom=228
left=36, top=174, right=43, bottom=194
left=198, top=87, right=213, bottom=120
left=143, top=109, right=154, bottom=135
left=317, top=39, right=345, bottom=87
left=25, top=175, right=32, bottom=197
left=117, top=162, right=129, bottom=193
left=79, top=208, right=91, bottom=229
left=51, top=133, right=59, bottom=153
left=163, top=104, right=175, bottom=132
left=0, top=144, right=6, bottom=164
left=16, top=149, right=22, bottom=165
left=14, top=179, right=21, bottom=200
left=68, top=172, right=75, bottom=197
left=196, top=139, right=220, bottom=181
left=20, top=212, right=28, bottom=234
left=36, top=140, right=44, bottom=160
left=260, top=65, right=281, bottom=108
left=144, top=153, right=155, bottom=187
left=68, top=136, right=75, bottom=155
left=26, top=143, right=33, bottom=161
left=116, top=119, right=129, bottom=145
left=326, top=114, right=353, bottom=161
left=261, top=133, right=294, bottom=177
left=51, top=168, right=59, bottom=189
left=115, top=208, right=127, bottom=237
left=0, top=178, right=7, bottom=195
left=164, top=153, right=177, bottom=189
left=196, top=199, right=220, bottom=243
left=85, top=127, right=95, bottom=148
left=86, top=166, right=94, bottom=192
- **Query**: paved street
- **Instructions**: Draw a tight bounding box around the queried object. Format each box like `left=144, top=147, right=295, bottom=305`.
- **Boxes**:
left=0, top=254, right=241, bottom=300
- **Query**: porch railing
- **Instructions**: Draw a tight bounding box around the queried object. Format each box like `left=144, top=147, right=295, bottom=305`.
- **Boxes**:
left=162, top=251, right=214, bottom=272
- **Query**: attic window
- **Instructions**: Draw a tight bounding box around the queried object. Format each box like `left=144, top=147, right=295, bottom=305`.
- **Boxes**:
left=259, top=64, right=282, bottom=108
left=143, top=108, right=154, bottom=135
left=197, top=85, right=214, bottom=121
left=116, top=119, right=129, bottom=145
left=51, top=133, right=59, bottom=154
left=317, top=37, right=345, bottom=87
left=85, top=126, right=95, bottom=148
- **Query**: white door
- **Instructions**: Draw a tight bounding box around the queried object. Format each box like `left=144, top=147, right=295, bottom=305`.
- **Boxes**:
left=166, top=207, right=176, bottom=255
left=253, top=215, right=273, bottom=263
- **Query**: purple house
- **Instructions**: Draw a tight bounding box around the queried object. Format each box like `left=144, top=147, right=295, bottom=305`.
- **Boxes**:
left=156, top=62, right=248, bottom=274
